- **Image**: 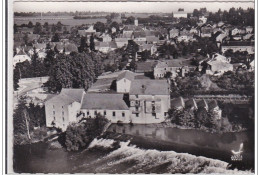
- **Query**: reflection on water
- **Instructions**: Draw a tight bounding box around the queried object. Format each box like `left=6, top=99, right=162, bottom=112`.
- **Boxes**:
left=13, top=124, right=254, bottom=173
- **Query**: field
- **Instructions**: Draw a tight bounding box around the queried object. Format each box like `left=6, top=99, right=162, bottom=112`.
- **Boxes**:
left=14, top=16, right=107, bottom=26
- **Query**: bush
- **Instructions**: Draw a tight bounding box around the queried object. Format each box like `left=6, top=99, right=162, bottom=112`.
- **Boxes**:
left=65, top=114, right=109, bottom=151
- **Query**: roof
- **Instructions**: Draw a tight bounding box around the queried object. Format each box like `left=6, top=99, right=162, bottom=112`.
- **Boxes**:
left=129, top=79, right=169, bottom=95
left=171, top=97, right=185, bottom=109
left=155, top=59, right=194, bottom=68
left=136, top=61, right=157, bottom=72
left=133, top=31, right=146, bottom=38
left=81, top=93, right=129, bottom=110
left=117, top=70, right=135, bottom=81
left=60, top=88, right=85, bottom=102
left=146, top=36, right=159, bottom=42
left=16, top=50, right=27, bottom=56
left=65, top=43, right=78, bottom=53
left=33, top=43, right=46, bottom=50
left=185, top=99, right=197, bottom=109
left=197, top=99, right=208, bottom=109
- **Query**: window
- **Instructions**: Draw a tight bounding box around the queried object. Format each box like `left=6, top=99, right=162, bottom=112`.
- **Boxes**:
left=54, top=117, right=56, bottom=120
left=104, top=111, right=106, bottom=115
left=62, top=111, right=64, bottom=115
left=83, top=113, right=85, bottom=117
left=164, top=112, right=168, bottom=116
left=122, top=112, right=125, bottom=117
left=62, top=117, right=65, bottom=122
left=62, top=106, right=63, bottom=109
left=124, top=79, right=126, bottom=83
left=136, top=113, right=139, bottom=117
left=94, top=111, right=97, bottom=115
left=113, top=111, right=116, bottom=117
left=152, top=113, right=156, bottom=117
left=53, top=105, right=55, bottom=109
left=87, top=111, right=89, bottom=115
left=135, top=106, right=138, bottom=111
left=53, top=111, right=55, bottom=115
left=135, top=95, right=138, bottom=98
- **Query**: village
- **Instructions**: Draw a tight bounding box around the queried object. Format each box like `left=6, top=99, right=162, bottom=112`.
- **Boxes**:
left=13, top=7, right=254, bottom=145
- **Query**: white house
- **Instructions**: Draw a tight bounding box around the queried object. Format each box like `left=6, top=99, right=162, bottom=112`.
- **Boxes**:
left=116, top=70, right=135, bottom=93
left=45, top=88, right=85, bottom=131
left=80, top=93, right=131, bottom=124
left=13, top=50, right=31, bottom=66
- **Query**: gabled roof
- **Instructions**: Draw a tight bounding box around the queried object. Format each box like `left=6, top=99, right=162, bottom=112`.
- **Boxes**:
left=16, top=50, right=27, bottom=56
left=171, top=97, right=185, bottom=109
left=130, top=79, right=169, bottom=95
left=117, top=70, right=135, bottom=81
left=60, top=88, right=85, bottom=103
left=81, top=93, right=128, bottom=110
left=185, top=99, right=197, bottom=109
left=65, top=43, right=78, bottom=53
left=136, top=61, right=157, bottom=72
left=146, top=36, right=159, bottom=42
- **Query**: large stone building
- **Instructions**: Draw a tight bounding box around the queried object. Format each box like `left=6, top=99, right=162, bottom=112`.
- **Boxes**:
left=45, top=89, right=85, bottom=131
left=129, top=79, right=170, bottom=123
left=221, top=41, right=254, bottom=54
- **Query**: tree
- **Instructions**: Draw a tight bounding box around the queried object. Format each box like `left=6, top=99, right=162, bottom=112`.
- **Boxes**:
left=65, top=114, right=108, bottom=151
left=43, top=22, right=49, bottom=31
left=89, top=34, right=95, bottom=51
left=195, top=107, right=208, bottom=128
left=45, top=52, right=96, bottom=93
left=27, top=21, right=33, bottom=28
left=78, top=36, right=88, bottom=53
left=33, top=22, right=42, bottom=34
left=14, top=24, right=18, bottom=33
left=51, top=33, right=60, bottom=42
left=94, top=22, right=106, bottom=33
left=56, top=21, right=62, bottom=31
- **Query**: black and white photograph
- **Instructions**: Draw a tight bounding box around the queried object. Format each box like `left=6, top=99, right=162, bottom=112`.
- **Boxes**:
left=4, top=0, right=258, bottom=174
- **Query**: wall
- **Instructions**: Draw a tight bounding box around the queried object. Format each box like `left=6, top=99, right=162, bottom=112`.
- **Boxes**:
left=129, top=94, right=170, bottom=123
left=80, top=109, right=131, bottom=123
left=117, top=78, right=131, bottom=93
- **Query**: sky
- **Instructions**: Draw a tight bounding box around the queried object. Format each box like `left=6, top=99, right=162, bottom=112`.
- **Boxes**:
left=13, top=1, right=254, bottom=13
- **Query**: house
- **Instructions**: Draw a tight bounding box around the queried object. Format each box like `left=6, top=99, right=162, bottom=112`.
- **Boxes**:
left=129, top=79, right=170, bottom=123
left=64, top=43, right=78, bottom=54
left=115, top=37, right=129, bottom=48
left=154, top=59, right=196, bottom=78
left=231, top=28, right=240, bottom=36
left=200, top=26, right=213, bottom=38
left=85, top=25, right=96, bottom=35
left=33, top=43, right=46, bottom=53
left=245, top=26, right=253, bottom=34
left=111, top=27, right=117, bottom=34
left=133, top=31, right=147, bottom=44
left=189, top=27, right=199, bottom=35
left=13, top=50, right=31, bottom=66
left=171, top=97, right=185, bottom=110
left=177, top=34, right=193, bottom=43
left=217, top=21, right=225, bottom=27
left=221, top=41, right=254, bottom=54
left=146, top=36, right=159, bottom=44
left=169, top=28, right=179, bottom=38
left=199, top=16, right=207, bottom=24
left=139, top=44, right=157, bottom=55
left=116, top=70, right=135, bottom=93
left=185, top=99, right=198, bottom=111
left=206, top=54, right=233, bottom=76
left=80, top=93, right=130, bottom=123
left=173, top=8, right=188, bottom=18
left=102, top=34, right=112, bottom=42
left=135, top=61, right=157, bottom=73
left=45, top=88, right=85, bottom=131
left=232, top=34, right=243, bottom=41
left=95, top=41, right=117, bottom=53
left=208, top=100, right=222, bottom=120
left=216, top=33, right=227, bottom=43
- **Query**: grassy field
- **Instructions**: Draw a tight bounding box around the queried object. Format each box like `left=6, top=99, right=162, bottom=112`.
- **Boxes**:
left=14, top=17, right=107, bottom=26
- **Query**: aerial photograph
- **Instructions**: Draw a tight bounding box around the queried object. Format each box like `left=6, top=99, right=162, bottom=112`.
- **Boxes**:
left=10, top=0, right=255, bottom=174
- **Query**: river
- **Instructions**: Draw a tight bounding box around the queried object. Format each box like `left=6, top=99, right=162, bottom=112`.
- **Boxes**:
left=13, top=124, right=254, bottom=173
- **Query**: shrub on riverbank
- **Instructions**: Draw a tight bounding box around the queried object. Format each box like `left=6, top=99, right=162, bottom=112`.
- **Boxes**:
left=168, top=107, right=245, bottom=133
left=65, top=114, right=109, bottom=151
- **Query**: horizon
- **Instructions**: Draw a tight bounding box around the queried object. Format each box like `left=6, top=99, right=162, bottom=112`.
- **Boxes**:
left=14, top=1, right=254, bottom=13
